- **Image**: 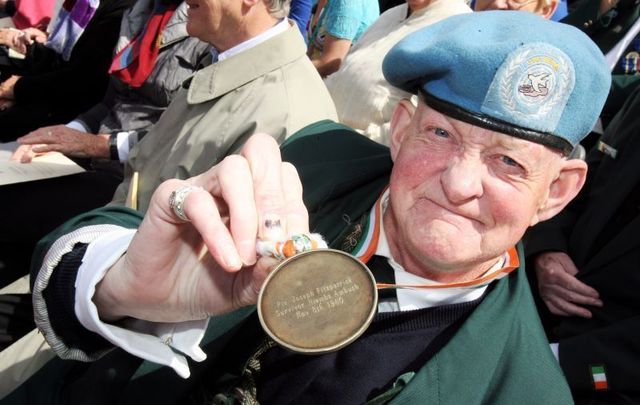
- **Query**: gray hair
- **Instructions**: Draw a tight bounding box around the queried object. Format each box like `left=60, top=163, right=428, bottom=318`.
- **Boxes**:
left=267, top=0, right=291, bottom=18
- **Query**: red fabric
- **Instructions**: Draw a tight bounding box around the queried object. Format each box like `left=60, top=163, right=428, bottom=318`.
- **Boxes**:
left=12, top=0, right=57, bottom=30
left=108, top=3, right=177, bottom=87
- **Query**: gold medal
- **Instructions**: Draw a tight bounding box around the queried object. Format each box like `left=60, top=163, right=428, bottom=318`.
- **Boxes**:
left=257, top=249, right=377, bottom=354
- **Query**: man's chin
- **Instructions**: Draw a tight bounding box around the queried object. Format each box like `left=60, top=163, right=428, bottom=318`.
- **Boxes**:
left=405, top=234, right=484, bottom=272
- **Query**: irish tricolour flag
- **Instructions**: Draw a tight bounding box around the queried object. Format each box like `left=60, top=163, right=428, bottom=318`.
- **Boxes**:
left=591, top=365, right=608, bottom=390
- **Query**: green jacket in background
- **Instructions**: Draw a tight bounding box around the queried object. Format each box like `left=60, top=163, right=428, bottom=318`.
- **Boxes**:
left=10, top=121, right=572, bottom=405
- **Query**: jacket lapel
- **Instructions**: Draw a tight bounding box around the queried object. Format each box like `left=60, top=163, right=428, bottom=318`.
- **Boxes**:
left=573, top=130, right=640, bottom=273
left=584, top=214, right=640, bottom=272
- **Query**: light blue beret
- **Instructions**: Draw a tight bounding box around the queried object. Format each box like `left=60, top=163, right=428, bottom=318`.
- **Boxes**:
left=382, top=11, right=611, bottom=154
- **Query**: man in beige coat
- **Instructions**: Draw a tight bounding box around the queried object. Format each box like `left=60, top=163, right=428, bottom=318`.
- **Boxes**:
left=112, top=0, right=337, bottom=211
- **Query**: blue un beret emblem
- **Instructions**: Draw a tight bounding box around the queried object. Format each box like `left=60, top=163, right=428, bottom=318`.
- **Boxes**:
left=482, top=43, right=575, bottom=134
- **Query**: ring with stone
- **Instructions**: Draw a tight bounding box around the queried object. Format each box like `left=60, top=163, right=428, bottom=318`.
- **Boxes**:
left=168, top=185, right=199, bottom=222
left=256, top=233, right=327, bottom=260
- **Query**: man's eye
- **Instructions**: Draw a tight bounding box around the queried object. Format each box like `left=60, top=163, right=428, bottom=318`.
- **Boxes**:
left=433, top=128, right=449, bottom=138
left=500, top=155, right=521, bottom=167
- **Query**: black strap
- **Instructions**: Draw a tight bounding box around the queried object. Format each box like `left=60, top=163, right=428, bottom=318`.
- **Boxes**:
left=367, top=255, right=397, bottom=300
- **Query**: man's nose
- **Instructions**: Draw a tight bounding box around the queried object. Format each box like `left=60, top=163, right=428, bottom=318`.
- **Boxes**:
left=440, top=155, right=484, bottom=203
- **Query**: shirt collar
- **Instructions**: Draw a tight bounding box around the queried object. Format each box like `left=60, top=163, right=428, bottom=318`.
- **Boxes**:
left=187, top=20, right=306, bottom=104
left=211, top=18, right=289, bottom=62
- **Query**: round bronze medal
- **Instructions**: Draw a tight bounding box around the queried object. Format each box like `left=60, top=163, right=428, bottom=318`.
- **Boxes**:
left=258, top=249, right=377, bottom=354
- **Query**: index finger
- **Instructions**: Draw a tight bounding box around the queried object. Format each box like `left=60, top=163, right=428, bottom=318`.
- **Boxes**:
left=10, top=144, right=33, bottom=162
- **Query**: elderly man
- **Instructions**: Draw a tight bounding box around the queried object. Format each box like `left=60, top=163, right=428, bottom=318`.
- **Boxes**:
left=6, top=11, right=609, bottom=404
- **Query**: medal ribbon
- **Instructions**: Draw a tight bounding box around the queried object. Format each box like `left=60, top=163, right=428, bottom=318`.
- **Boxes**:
left=352, top=188, right=520, bottom=290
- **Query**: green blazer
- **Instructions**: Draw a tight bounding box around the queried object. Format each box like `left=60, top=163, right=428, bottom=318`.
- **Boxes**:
left=9, top=121, right=572, bottom=405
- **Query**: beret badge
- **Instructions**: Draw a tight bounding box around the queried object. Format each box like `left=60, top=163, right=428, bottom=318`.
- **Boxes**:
left=482, top=43, right=575, bottom=135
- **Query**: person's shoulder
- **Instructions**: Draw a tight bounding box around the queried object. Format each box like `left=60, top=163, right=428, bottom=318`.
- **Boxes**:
left=560, top=0, right=601, bottom=31
left=281, top=120, right=390, bottom=165
left=283, top=120, right=381, bottom=147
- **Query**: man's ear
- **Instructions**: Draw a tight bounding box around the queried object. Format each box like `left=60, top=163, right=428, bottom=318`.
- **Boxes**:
left=389, top=99, right=416, bottom=162
left=538, top=0, right=558, bottom=19
left=530, top=158, right=587, bottom=226
left=242, top=0, right=261, bottom=13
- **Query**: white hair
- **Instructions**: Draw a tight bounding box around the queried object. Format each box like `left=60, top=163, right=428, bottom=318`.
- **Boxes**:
left=267, top=0, right=291, bottom=18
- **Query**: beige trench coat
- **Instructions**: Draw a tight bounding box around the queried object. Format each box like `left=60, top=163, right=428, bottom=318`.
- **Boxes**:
left=112, top=22, right=338, bottom=212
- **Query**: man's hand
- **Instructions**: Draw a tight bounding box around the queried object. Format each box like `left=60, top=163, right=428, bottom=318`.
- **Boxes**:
left=10, top=143, right=38, bottom=162
left=0, top=27, right=47, bottom=53
left=16, top=126, right=111, bottom=161
left=0, top=75, right=18, bottom=100
left=20, top=27, right=47, bottom=43
left=0, top=98, right=14, bottom=111
left=11, top=27, right=47, bottom=54
left=535, top=252, right=603, bottom=318
left=0, top=28, right=21, bottom=50
left=94, top=134, right=309, bottom=323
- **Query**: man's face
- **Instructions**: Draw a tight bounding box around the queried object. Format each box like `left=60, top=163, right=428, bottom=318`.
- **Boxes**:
left=185, top=0, right=241, bottom=49
left=474, top=0, right=541, bottom=13
left=405, top=0, right=434, bottom=11
left=385, top=101, right=564, bottom=281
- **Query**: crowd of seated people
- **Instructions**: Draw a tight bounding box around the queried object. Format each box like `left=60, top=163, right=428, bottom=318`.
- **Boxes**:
left=0, top=0, right=337, bottom=352
left=0, top=0, right=638, bottom=403
left=0, top=0, right=135, bottom=140
left=0, top=0, right=211, bottom=285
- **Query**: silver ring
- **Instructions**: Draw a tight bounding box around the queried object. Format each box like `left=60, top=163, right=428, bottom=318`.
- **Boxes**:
left=168, top=185, right=199, bottom=222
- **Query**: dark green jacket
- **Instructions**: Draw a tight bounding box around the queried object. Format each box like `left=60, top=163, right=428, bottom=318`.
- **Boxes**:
left=525, top=86, right=640, bottom=398
left=8, top=121, right=571, bottom=404
left=563, top=0, right=640, bottom=126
